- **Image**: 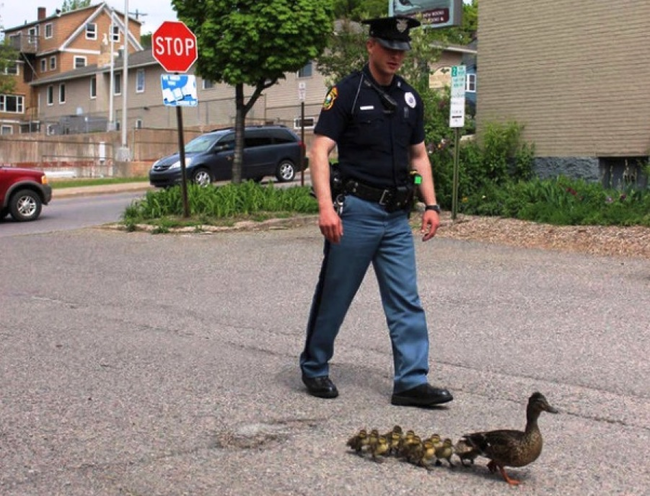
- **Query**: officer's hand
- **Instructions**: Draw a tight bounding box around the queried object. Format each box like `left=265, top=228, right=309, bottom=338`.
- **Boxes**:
left=319, top=207, right=343, bottom=244
left=421, top=210, right=440, bottom=242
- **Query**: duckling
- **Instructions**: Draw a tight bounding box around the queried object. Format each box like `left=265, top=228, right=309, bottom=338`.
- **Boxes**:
left=397, top=430, right=416, bottom=458
left=462, top=392, right=559, bottom=485
left=367, top=429, right=380, bottom=453
left=400, top=435, right=423, bottom=463
left=346, top=429, right=368, bottom=455
left=369, top=435, right=390, bottom=462
left=434, top=438, right=455, bottom=467
left=413, top=438, right=437, bottom=470
left=427, top=433, right=443, bottom=450
left=453, top=438, right=479, bottom=467
left=383, top=425, right=403, bottom=455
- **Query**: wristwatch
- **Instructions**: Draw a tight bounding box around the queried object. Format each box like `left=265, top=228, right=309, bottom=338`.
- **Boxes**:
left=425, top=204, right=441, bottom=214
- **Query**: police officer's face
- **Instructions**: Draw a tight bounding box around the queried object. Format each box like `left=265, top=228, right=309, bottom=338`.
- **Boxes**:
left=367, top=38, right=406, bottom=83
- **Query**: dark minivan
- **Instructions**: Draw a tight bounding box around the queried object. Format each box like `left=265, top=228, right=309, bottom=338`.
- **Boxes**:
left=149, top=125, right=306, bottom=187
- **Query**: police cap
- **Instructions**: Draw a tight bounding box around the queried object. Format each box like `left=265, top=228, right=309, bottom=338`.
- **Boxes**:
left=361, top=16, right=421, bottom=51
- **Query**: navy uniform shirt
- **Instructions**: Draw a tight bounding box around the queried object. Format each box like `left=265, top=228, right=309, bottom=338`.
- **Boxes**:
left=314, top=65, right=425, bottom=189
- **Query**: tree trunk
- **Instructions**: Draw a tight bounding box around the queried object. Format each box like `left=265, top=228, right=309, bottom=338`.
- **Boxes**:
left=233, top=83, right=245, bottom=184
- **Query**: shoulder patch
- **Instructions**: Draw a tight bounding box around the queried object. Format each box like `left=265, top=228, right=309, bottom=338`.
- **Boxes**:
left=322, top=87, right=338, bottom=111
left=405, top=92, right=416, bottom=109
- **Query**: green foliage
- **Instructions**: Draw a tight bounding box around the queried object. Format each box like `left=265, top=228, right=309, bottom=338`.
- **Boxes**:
left=61, top=0, right=91, bottom=13
left=121, top=182, right=318, bottom=226
left=173, top=0, right=334, bottom=87
left=0, top=39, right=18, bottom=94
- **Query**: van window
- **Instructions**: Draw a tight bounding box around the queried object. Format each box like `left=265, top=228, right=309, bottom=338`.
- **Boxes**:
left=244, top=133, right=273, bottom=148
left=217, top=134, right=235, bottom=151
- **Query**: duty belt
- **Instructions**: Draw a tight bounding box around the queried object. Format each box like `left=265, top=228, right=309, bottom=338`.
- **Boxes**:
left=343, top=179, right=413, bottom=212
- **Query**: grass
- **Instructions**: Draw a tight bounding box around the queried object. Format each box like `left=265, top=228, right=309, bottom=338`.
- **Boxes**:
left=51, top=176, right=149, bottom=189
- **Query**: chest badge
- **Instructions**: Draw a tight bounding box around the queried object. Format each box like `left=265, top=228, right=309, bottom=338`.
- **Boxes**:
left=405, top=92, right=416, bottom=109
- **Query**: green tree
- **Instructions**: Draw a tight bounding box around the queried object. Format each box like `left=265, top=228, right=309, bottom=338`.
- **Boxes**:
left=140, top=33, right=151, bottom=49
left=0, top=39, right=18, bottom=94
left=61, top=0, right=91, bottom=13
left=172, top=0, right=334, bottom=184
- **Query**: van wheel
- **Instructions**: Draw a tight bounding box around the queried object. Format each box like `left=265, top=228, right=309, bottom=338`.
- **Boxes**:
left=276, top=160, right=296, bottom=182
left=9, top=189, right=42, bottom=221
left=192, top=168, right=213, bottom=187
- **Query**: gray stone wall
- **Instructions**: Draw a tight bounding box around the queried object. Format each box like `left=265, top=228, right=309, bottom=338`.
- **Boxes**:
left=534, top=157, right=600, bottom=182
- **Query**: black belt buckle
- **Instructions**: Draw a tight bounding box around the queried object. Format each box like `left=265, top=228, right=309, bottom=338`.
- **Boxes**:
left=378, top=189, right=392, bottom=206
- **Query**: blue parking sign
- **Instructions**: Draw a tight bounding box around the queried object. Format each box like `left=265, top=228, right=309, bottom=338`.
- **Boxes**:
left=161, top=74, right=198, bottom=107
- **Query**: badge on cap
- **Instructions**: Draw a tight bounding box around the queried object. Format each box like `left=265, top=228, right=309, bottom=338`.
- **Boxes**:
left=322, top=87, right=338, bottom=111
left=396, top=18, right=408, bottom=33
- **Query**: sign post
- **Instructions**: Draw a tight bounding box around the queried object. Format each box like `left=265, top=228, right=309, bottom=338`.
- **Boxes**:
left=152, top=21, right=198, bottom=218
left=298, top=81, right=306, bottom=186
left=449, top=65, right=466, bottom=221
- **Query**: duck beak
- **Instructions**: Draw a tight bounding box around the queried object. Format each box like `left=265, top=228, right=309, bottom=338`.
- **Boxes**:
left=544, top=403, right=559, bottom=414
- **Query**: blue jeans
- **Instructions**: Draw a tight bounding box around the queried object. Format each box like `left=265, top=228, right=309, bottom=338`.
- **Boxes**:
left=300, top=194, right=430, bottom=393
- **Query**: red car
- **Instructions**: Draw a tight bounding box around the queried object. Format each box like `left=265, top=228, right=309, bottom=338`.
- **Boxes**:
left=0, top=166, right=52, bottom=222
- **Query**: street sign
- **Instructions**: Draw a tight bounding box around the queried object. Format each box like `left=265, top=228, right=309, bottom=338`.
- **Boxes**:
left=449, top=65, right=466, bottom=128
left=161, top=74, right=198, bottom=107
left=298, top=81, right=306, bottom=101
left=152, top=21, right=198, bottom=73
left=389, top=0, right=463, bottom=29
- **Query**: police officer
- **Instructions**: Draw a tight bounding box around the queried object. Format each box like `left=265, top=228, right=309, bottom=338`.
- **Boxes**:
left=300, top=16, right=453, bottom=407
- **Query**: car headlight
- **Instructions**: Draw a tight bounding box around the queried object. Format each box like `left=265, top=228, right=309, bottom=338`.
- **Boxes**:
left=169, top=157, right=193, bottom=170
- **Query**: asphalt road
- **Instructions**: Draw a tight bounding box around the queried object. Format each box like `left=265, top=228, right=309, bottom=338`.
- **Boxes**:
left=1, top=214, right=649, bottom=494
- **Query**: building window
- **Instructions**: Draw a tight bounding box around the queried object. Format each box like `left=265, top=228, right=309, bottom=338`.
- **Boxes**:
left=40, top=59, right=47, bottom=72
left=90, top=76, right=97, bottom=99
left=46, top=124, right=56, bottom=135
left=74, top=56, right=87, bottom=68
left=45, top=23, right=53, bottom=39
left=1, top=125, right=13, bottom=135
left=111, top=23, right=120, bottom=42
left=298, top=61, right=313, bottom=78
left=0, top=94, right=25, bottom=113
left=86, top=23, right=97, bottom=40
left=466, top=73, right=476, bottom=93
left=114, top=73, right=122, bottom=95
left=47, top=85, right=54, bottom=105
left=135, top=119, right=143, bottom=129
left=59, top=84, right=66, bottom=104
left=202, top=79, right=214, bottom=90
left=49, top=56, right=56, bottom=71
left=136, top=69, right=145, bottom=93
left=3, top=62, right=19, bottom=76
left=293, top=116, right=315, bottom=129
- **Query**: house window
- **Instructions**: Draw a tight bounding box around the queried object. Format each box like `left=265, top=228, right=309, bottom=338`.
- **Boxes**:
left=298, top=61, right=313, bottom=78
left=466, top=73, right=476, bottom=93
left=45, top=23, right=53, bottom=39
left=111, top=23, right=120, bottom=42
left=59, top=84, right=66, bottom=104
left=46, top=124, right=56, bottom=135
left=114, top=73, right=122, bottom=95
left=86, top=23, right=97, bottom=40
left=293, top=116, right=315, bottom=129
left=40, top=59, right=47, bottom=72
left=3, top=62, right=19, bottom=76
left=90, top=76, right=97, bottom=99
left=0, top=94, right=25, bottom=113
left=47, top=85, right=54, bottom=105
left=202, top=79, right=214, bottom=90
left=135, top=69, right=145, bottom=93
left=49, top=56, right=56, bottom=70
left=1, top=125, right=13, bottom=135
left=135, top=119, right=143, bottom=129
left=74, top=56, right=86, bottom=68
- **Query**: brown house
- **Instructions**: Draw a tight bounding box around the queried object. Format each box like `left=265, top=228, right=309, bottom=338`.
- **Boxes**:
left=1, top=2, right=142, bottom=134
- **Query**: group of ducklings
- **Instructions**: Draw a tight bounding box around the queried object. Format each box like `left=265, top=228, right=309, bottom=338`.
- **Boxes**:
left=346, top=392, right=559, bottom=485
left=347, top=425, right=476, bottom=470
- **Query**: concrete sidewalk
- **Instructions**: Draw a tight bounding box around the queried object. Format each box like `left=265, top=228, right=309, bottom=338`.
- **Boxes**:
left=52, top=181, right=154, bottom=198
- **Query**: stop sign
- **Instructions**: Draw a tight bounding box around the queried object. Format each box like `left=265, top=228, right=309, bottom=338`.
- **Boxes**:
left=152, top=21, right=198, bottom=73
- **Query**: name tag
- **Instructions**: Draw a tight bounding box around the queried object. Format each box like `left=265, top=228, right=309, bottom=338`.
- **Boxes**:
left=359, top=105, right=374, bottom=111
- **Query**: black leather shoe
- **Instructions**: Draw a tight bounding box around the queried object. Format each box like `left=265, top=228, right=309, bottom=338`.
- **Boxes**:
left=302, top=376, right=339, bottom=399
left=391, top=383, right=453, bottom=407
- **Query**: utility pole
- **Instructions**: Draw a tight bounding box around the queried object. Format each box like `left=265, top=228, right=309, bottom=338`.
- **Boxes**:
left=116, top=0, right=131, bottom=162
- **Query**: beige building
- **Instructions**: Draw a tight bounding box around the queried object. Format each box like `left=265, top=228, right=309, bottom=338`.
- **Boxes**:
left=478, top=0, right=650, bottom=186
left=1, top=2, right=142, bottom=134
